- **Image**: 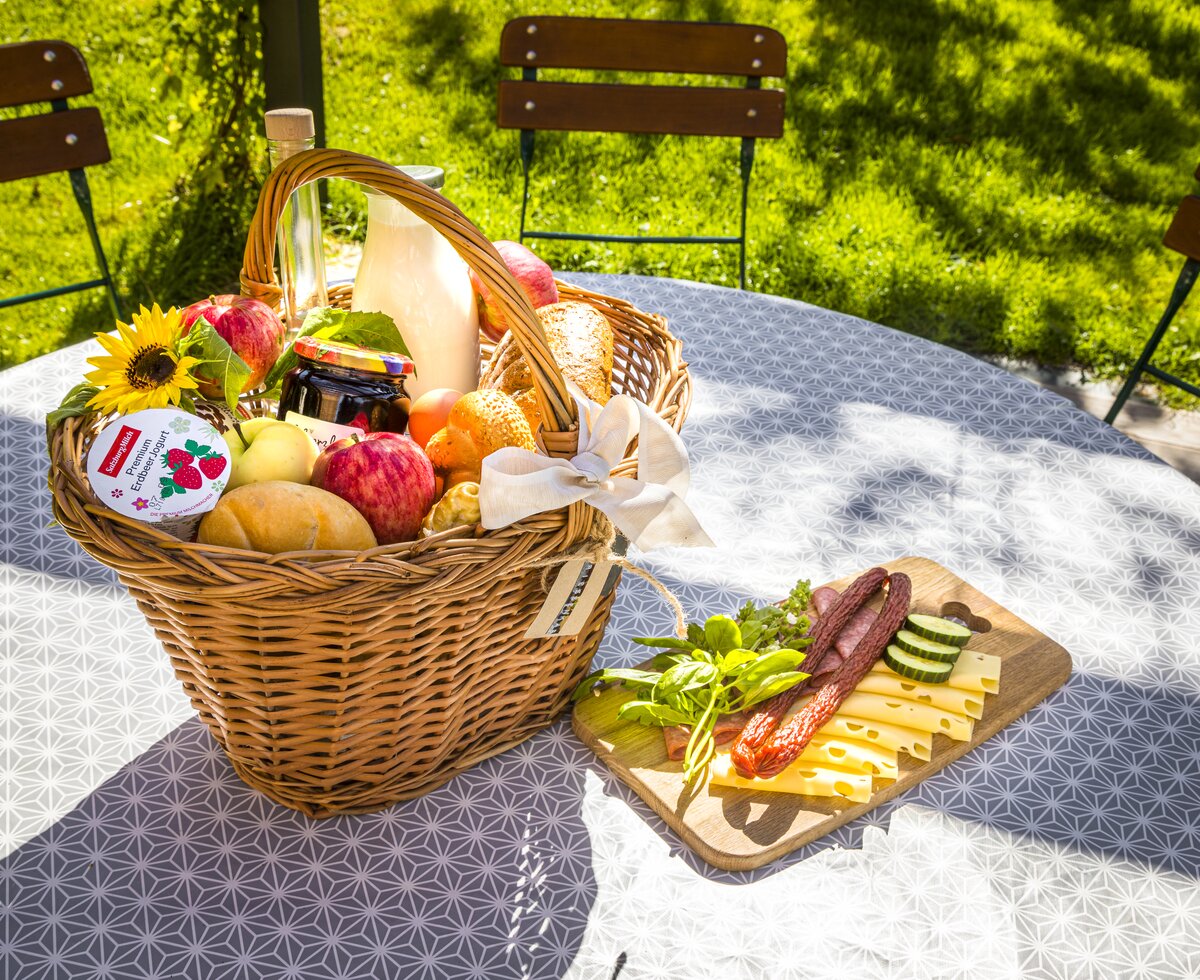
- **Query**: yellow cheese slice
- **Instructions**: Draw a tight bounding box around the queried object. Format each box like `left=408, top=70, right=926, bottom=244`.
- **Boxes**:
left=811, top=712, right=932, bottom=761
left=854, top=673, right=986, bottom=720
left=869, top=650, right=1001, bottom=694
left=802, top=735, right=898, bottom=778
left=710, top=754, right=873, bottom=803
left=835, top=691, right=974, bottom=741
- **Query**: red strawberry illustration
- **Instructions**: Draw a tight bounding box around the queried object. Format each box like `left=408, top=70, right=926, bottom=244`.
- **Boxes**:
left=199, top=454, right=227, bottom=480
left=172, top=464, right=203, bottom=490
left=165, top=448, right=194, bottom=470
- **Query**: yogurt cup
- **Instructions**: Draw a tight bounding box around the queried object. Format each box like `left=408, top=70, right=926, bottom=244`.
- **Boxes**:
left=87, top=408, right=230, bottom=540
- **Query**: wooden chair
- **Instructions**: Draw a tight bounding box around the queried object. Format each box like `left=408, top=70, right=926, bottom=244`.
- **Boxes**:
left=497, top=17, right=786, bottom=289
left=1105, top=180, right=1200, bottom=423
left=0, top=40, right=123, bottom=320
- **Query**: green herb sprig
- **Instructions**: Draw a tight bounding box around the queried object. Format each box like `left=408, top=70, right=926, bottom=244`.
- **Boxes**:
left=573, top=579, right=814, bottom=783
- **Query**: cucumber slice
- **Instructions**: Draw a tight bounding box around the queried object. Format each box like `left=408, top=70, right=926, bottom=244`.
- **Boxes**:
left=905, top=614, right=972, bottom=647
left=882, top=645, right=954, bottom=684
left=894, top=629, right=962, bottom=664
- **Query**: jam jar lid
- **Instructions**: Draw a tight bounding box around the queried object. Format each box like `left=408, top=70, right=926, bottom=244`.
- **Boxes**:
left=293, top=336, right=415, bottom=377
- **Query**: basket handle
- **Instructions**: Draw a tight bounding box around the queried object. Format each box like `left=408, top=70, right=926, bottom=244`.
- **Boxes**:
left=239, top=148, right=578, bottom=444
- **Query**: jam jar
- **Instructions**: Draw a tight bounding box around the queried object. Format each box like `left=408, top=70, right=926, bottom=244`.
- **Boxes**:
left=276, top=336, right=415, bottom=451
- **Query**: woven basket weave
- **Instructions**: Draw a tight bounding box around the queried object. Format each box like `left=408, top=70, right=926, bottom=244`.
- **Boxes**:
left=47, top=149, right=691, bottom=817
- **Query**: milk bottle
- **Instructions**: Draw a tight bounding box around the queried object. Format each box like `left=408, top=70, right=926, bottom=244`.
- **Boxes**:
left=351, top=166, right=480, bottom=399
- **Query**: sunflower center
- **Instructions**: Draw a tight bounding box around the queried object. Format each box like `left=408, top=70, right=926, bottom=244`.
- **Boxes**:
left=126, top=345, right=177, bottom=389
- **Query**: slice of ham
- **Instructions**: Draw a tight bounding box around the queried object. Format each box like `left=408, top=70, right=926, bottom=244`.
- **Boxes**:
left=659, top=586, right=882, bottom=758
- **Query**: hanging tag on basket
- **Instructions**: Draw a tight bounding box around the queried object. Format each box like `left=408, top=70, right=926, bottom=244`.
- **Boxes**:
left=524, top=536, right=627, bottom=640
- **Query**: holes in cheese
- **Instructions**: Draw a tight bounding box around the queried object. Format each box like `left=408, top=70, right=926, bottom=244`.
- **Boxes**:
left=709, top=754, right=873, bottom=803
left=813, top=714, right=932, bottom=761
left=854, top=673, right=985, bottom=719
left=802, top=735, right=899, bottom=779
left=837, top=692, right=975, bottom=741
left=869, top=650, right=1000, bottom=694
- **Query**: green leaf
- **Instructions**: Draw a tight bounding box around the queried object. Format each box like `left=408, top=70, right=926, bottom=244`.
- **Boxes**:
left=734, top=648, right=808, bottom=693
left=181, top=321, right=250, bottom=410
left=650, top=652, right=691, bottom=671
left=717, top=648, right=759, bottom=673
left=46, top=384, right=100, bottom=438
left=654, top=661, right=719, bottom=700
left=262, top=307, right=416, bottom=392
left=571, top=667, right=662, bottom=701
left=739, top=671, right=811, bottom=710
left=632, top=636, right=700, bottom=652
left=686, top=622, right=706, bottom=648
left=616, top=701, right=694, bottom=728
left=703, top=615, right=742, bottom=655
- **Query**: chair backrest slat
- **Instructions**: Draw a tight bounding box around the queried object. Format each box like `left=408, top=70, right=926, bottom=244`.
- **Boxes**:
left=0, top=108, right=110, bottom=183
left=0, top=40, right=93, bottom=109
left=1164, top=196, right=1200, bottom=262
left=500, top=16, right=785, bottom=77
left=498, top=80, right=784, bottom=138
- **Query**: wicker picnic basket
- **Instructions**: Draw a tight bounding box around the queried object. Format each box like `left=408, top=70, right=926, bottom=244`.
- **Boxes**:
left=47, top=149, right=692, bottom=817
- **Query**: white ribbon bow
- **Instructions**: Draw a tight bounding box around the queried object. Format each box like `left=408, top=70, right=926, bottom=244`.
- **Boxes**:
left=478, top=389, right=714, bottom=551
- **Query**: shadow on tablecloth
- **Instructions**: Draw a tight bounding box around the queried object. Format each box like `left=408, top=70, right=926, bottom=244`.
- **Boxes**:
left=0, top=718, right=603, bottom=980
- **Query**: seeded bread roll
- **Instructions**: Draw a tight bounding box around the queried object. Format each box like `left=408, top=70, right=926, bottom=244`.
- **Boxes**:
left=197, top=481, right=377, bottom=553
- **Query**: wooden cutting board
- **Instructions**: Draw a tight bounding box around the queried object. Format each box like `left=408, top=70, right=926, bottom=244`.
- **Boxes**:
left=572, top=556, right=1072, bottom=871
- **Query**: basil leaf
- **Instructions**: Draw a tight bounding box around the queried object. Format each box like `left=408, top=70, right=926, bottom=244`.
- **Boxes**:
left=617, top=701, right=694, bottom=728
left=571, top=667, right=662, bottom=701
left=703, top=615, right=742, bottom=656
left=717, top=648, right=759, bottom=673
left=650, top=652, right=691, bottom=671
left=739, top=671, right=810, bottom=710
left=654, top=661, right=719, bottom=700
left=263, top=307, right=416, bottom=392
left=632, top=636, right=700, bottom=652
left=183, top=321, right=251, bottom=410
left=686, top=622, right=706, bottom=648
left=734, top=648, right=808, bottom=693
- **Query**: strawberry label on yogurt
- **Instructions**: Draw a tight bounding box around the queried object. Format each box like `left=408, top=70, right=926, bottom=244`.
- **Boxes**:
left=87, top=408, right=228, bottom=539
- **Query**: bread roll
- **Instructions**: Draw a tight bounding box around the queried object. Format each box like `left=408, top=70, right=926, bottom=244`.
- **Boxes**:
left=197, top=481, right=377, bottom=553
left=490, top=300, right=614, bottom=433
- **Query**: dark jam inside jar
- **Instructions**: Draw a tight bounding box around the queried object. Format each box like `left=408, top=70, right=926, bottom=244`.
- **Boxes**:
left=276, top=337, right=414, bottom=450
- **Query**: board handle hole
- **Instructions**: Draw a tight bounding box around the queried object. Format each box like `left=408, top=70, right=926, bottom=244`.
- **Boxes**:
left=939, top=601, right=992, bottom=634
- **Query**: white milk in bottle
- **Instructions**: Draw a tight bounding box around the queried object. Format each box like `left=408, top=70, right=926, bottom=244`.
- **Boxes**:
left=351, top=166, right=479, bottom=399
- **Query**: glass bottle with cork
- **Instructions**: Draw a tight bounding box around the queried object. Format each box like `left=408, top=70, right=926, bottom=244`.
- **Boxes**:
left=265, top=108, right=328, bottom=333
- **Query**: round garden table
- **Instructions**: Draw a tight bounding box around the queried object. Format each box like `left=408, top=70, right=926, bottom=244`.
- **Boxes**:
left=3, top=274, right=1199, bottom=979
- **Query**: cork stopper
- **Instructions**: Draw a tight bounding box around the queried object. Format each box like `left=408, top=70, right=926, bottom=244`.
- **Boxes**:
left=264, top=108, right=315, bottom=141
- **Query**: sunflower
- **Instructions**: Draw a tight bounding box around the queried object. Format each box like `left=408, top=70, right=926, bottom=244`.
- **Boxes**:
left=85, top=304, right=203, bottom=415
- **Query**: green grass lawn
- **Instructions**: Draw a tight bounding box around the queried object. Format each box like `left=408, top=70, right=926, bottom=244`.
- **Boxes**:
left=4, top=0, right=1200, bottom=404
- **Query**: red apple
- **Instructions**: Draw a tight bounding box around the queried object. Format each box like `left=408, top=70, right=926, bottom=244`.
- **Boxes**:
left=180, top=295, right=286, bottom=397
left=470, top=240, right=559, bottom=342
left=311, top=432, right=435, bottom=545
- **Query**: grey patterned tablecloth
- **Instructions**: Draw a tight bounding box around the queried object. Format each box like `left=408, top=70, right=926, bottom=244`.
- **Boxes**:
left=3, top=274, right=1200, bottom=979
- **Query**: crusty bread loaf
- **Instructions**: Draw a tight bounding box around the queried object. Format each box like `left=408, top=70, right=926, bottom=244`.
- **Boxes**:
left=197, top=481, right=377, bottom=553
left=491, top=300, right=614, bottom=434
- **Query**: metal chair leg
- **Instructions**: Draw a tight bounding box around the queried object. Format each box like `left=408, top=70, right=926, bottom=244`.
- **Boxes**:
left=518, top=130, right=534, bottom=246
left=67, top=167, right=123, bottom=322
left=1105, top=258, right=1199, bottom=424
left=737, top=138, right=755, bottom=290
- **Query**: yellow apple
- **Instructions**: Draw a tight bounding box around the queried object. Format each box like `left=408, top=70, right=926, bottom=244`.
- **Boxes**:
left=223, top=417, right=319, bottom=490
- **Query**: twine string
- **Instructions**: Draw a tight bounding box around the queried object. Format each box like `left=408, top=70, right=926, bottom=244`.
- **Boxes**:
left=516, top=520, right=688, bottom=639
